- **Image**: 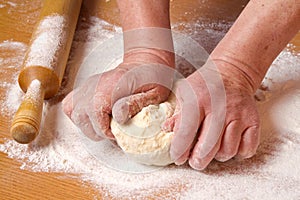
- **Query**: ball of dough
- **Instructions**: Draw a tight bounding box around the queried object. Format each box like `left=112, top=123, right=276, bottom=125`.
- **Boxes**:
left=110, top=99, right=176, bottom=166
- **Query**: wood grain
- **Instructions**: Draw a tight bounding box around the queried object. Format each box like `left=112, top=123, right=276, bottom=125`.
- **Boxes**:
left=0, top=0, right=110, bottom=199
left=0, top=0, right=299, bottom=199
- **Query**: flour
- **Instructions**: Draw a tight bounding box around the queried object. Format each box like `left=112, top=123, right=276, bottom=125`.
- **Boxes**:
left=25, top=14, right=66, bottom=69
left=0, top=41, right=26, bottom=116
left=0, top=1, right=17, bottom=8
left=25, top=79, right=42, bottom=100
left=0, top=16, right=300, bottom=199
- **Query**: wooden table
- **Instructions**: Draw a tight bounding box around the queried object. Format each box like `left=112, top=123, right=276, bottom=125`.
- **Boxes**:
left=0, top=0, right=299, bottom=199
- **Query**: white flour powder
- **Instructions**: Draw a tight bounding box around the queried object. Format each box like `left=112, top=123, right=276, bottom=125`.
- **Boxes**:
left=0, top=41, right=26, bottom=116
left=25, top=14, right=66, bottom=69
left=0, top=1, right=17, bottom=8
left=0, top=16, right=300, bottom=199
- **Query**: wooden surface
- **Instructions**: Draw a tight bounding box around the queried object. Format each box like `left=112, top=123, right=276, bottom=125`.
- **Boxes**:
left=0, top=0, right=299, bottom=199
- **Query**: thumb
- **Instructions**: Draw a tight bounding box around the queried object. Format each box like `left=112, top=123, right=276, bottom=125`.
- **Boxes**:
left=111, top=63, right=174, bottom=124
left=112, top=86, right=169, bottom=124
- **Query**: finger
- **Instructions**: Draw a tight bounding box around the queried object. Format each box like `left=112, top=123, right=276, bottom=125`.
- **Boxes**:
left=92, top=108, right=114, bottom=139
left=174, top=137, right=197, bottom=166
left=165, top=110, right=191, bottom=165
left=197, top=112, right=226, bottom=159
left=70, top=105, right=103, bottom=141
left=62, top=87, right=83, bottom=118
left=97, top=113, right=114, bottom=139
left=85, top=107, right=112, bottom=140
left=236, top=125, right=260, bottom=159
left=162, top=113, right=177, bottom=132
left=215, top=120, right=244, bottom=162
left=188, top=114, right=222, bottom=170
left=161, top=106, right=190, bottom=165
left=189, top=136, right=222, bottom=170
left=111, top=64, right=174, bottom=106
left=62, top=90, right=75, bottom=117
left=170, top=108, right=202, bottom=162
left=112, top=86, right=169, bottom=124
left=162, top=96, right=180, bottom=132
left=169, top=80, right=202, bottom=162
left=62, top=78, right=95, bottom=118
left=174, top=148, right=190, bottom=165
left=90, top=97, right=115, bottom=139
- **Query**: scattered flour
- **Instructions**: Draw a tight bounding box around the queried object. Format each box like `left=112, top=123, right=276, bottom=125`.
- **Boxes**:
left=0, top=1, right=17, bottom=8
left=25, top=79, right=42, bottom=100
left=0, top=16, right=300, bottom=199
left=6, top=1, right=17, bottom=7
left=0, top=41, right=26, bottom=116
left=25, top=14, right=67, bottom=69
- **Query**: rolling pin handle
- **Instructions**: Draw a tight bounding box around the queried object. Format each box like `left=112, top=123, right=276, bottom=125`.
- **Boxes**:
left=10, top=80, right=45, bottom=144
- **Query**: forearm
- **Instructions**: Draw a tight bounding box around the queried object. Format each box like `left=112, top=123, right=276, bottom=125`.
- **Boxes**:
left=117, top=0, right=170, bottom=30
left=117, top=0, right=174, bottom=67
left=211, top=0, right=300, bottom=92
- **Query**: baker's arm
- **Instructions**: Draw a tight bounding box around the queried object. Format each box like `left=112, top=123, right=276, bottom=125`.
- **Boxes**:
left=211, top=0, right=300, bottom=92
left=167, top=0, right=300, bottom=170
left=116, top=0, right=174, bottom=66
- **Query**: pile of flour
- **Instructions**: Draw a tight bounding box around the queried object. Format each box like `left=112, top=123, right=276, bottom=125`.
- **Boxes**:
left=1, top=16, right=300, bottom=199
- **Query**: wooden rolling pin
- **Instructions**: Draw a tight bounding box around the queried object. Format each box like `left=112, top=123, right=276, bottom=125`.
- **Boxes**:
left=10, top=0, right=82, bottom=144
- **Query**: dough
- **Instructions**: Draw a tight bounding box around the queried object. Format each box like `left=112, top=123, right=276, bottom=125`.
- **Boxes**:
left=110, top=96, right=176, bottom=166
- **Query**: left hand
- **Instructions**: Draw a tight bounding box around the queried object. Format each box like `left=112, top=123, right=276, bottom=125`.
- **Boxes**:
left=62, top=50, right=174, bottom=141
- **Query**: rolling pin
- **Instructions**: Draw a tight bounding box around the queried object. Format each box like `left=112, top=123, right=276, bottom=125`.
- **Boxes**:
left=10, top=0, right=82, bottom=144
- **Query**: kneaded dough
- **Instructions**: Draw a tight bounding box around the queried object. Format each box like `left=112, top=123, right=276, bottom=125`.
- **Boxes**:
left=110, top=96, right=176, bottom=166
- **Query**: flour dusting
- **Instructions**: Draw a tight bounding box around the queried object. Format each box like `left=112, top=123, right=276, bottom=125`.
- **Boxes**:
left=0, top=41, right=26, bottom=116
left=0, top=17, right=300, bottom=199
left=25, top=14, right=67, bottom=69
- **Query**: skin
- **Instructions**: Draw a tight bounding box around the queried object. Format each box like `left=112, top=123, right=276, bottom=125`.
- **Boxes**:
left=62, top=0, right=173, bottom=140
left=165, top=0, right=300, bottom=169
left=63, top=0, right=300, bottom=170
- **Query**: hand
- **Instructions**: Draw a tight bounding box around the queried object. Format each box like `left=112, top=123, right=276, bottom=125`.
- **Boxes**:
left=62, top=51, right=174, bottom=141
left=163, top=59, right=260, bottom=170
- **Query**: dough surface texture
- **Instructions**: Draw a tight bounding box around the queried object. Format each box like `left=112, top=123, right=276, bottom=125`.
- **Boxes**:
left=111, top=99, right=175, bottom=166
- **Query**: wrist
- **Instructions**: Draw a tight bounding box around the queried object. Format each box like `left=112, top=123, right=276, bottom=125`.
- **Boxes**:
left=123, top=48, right=175, bottom=68
left=210, top=52, right=264, bottom=93
left=122, top=27, right=174, bottom=68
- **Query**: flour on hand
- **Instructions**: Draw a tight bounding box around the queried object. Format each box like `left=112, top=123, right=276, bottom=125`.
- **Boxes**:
left=111, top=96, right=176, bottom=166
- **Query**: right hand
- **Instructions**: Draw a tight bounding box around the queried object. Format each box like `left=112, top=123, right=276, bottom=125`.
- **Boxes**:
left=62, top=51, right=174, bottom=141
left=163, top=60, right=261, bottom=170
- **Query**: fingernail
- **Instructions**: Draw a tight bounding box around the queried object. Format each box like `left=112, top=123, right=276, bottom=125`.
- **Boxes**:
left=189, top=158, right=206, bottom=171
left=215, top=155, right=231, bottom=162
left=175, top=157, right=188, bottom=165
left=236, top=150, right=256, bottom=160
